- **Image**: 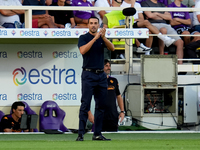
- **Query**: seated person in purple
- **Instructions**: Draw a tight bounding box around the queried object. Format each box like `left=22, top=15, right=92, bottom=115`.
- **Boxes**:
left=0, top=102, right=32, bottom=132
left=168, top=0, right=200, bottom=46
left=71, top=0, right=95, bottom=28
left=48, top=0, right=76, bottom=28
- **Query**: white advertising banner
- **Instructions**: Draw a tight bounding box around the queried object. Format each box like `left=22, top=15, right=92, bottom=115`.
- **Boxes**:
left=0, top=28, right=149, bottom=39
left=0, top=44, right=82, bottom=106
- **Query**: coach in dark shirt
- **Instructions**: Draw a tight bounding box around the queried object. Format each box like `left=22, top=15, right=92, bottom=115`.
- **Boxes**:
left=76, top=17, right=115, bottom=141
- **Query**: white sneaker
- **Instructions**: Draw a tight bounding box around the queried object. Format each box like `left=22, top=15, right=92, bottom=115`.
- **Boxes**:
left=136, top=43, right=152, bottom=53
left=164, top=38, right=175, bottom=47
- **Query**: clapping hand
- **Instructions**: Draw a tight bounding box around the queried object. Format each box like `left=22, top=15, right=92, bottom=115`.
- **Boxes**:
left=100, top=27, right=106, bottom=39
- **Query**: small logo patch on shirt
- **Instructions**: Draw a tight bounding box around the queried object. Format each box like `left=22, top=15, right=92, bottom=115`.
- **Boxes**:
left=108, top=85, right=115, bottom=90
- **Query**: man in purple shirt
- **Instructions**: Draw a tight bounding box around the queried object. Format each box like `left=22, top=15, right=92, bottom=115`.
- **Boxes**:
left=168, top=0, right=200, bottom=45
left=71, top=0, right=95, bottom=28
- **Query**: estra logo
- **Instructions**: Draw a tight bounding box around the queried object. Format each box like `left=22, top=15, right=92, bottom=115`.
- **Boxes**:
left=0, top=94, right=7, bottom=100
left=52, top=51, right=78, bottom=58
left=0, top=51, right=7, bottom=58
left=17, top=93, right=42, bottom=100
left=52, top=93, right=77, bottom=100
left=114, top=30, right=134, bottom=36
left=51, top=30, right=71, bottom=36
left=12, top=65, right=77, bottom=86
left=17, top=51, right=43, bottom=58
left=20, top=30, right=40, bottom=36
left=13, top=67, right=27, bottom=86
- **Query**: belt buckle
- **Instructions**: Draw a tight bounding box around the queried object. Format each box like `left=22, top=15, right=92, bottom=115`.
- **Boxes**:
left=95, top=70, right=99, bottom=73
left=95, top=69, right=102, bottom=73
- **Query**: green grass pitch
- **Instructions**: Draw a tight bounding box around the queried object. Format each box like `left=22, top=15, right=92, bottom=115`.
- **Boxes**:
left=0, top=133, right=200, bottom=150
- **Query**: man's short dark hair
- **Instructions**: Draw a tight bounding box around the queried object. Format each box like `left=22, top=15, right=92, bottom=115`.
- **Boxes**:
left=88, top=17, right=99, bottom=23
left=11, top=101, right=25, bottom=113
left=104, top=59, right=110, bottom=65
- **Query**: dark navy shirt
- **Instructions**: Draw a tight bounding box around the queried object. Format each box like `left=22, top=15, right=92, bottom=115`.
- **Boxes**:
left=78, top=32, right=105, bottom=69
left=104, top=76, right=121, bottom=120
left=0, top=114, right=22, bottom=132
left=23, top=0, right=46, bottom=15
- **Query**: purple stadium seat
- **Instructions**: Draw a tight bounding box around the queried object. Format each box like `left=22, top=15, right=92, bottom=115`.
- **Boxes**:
left=0, top=110, right=5, bottom=132
left=0, top=110, right=5, bottom=121
left=39, top=100, right=68, bottom=132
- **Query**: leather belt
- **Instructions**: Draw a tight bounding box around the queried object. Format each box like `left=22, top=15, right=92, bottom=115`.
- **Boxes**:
left=83, top=68, right=104, bottom=74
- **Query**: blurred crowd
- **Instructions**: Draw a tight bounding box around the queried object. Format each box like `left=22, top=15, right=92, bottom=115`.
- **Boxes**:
left=1, top=0, right=200, bottom=62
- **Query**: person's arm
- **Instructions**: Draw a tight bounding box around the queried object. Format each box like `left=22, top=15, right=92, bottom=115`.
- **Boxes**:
left=88, top=111, right=94, bottom=124
left=170, top=18, right=191, bottom=26
left=117, top=95, right=125, bottom=122
left=54, top=23, right=65, bottom=28
left=101, top=27, right=115, bottom=51
left=102, top=15, right=108, bottom=28
left=170, top=19, right=181, bottom=26
left=197, top=14, right=200, bottom=23
left=103, top=24, right=108, bottom=28
left=79, top=31, right=101, bottom=55
left=155, top=12, right=172, bottom=21
left=32, top=14, right=51, bottom=20
left=143, top=11, right=162, bottom=20
left=70, top=18, right=76, bottom=28
left=135, top=13, right=145, bottom=22
left=11, top=10, right=25, bottom=14
left=3, top=128, right=12, bottom=132
left=98, top=11, right=107, bottom=20
left=46, top=0, right=52, bottom=6
left=0, top=10, right=19, bottom=16
left=74, top=16, right=88, bottom=24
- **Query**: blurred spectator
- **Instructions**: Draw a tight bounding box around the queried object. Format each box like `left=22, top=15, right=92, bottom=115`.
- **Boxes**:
left=23, top=0, right=64, bottom=28
left=49, top=0, right=76, bottom=28
left=0, top=0, right=24, bottom=28
left=141, top=0, right=184, bottom=64
left=168, top=0, right=200, bottom=45
left=184, top=40, right=200, bottom=63
left=103, top=0, right=152, bottom=54
left=88, top=0, right=95, bottom=5
left=71, top=0, right=95, bottom=28
left=48, top=0, right=74, bottom=5
left=94, top=0, right=111, bottom=27
left=137, top=0, right=170, bottom=6
left=120, top=0, right=175, bottom=53
left=171, top=0, right=195, bottom=7
left=193, top=0, right=200, bottom=32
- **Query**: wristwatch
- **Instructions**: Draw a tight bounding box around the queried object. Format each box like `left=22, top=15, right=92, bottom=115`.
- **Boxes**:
left=120, top=111, right=125, bottom=114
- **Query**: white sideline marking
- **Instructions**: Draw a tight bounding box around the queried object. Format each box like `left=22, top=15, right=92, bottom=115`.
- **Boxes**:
left=1, top=131, right=200, bottom=135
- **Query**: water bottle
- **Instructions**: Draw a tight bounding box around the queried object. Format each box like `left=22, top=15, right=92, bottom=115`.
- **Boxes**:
left=65, top=23, right=71, bottom=29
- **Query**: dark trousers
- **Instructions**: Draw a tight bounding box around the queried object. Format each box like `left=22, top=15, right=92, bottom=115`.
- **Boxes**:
left=185, top=40, right=200, bottom=64
left=102, top=119, right=118, bottom=132
left=2, top=23, right=15, bottom=28
left=78, top=70, right=107, bottom=136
